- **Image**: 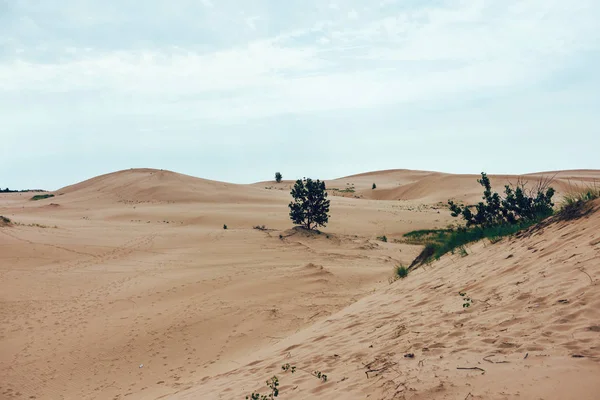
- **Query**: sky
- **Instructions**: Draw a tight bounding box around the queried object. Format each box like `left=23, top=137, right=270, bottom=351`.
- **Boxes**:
left=1, top=0, right=599, bottom=190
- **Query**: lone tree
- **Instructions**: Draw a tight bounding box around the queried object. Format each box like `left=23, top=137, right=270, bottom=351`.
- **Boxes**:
left=275, top=172, right=283, bottom=183
left=289, top=178, right=330, bottom=230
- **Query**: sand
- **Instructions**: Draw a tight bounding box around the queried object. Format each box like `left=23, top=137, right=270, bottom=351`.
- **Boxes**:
left=1, top=168, right=599, bottom=399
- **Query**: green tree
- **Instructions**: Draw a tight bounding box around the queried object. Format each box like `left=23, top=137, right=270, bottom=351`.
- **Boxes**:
left=275, top=172, right=283, bottom=183
left=289, top=178, right=330, bottom=230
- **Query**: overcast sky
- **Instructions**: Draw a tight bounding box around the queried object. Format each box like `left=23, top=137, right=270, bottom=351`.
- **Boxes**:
left=1, top=0, right=599, bottom=190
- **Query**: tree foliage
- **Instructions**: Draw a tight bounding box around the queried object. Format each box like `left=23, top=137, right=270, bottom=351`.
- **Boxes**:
left=275, top=172, right=283, bottom=183
left=289, top=178, right=330, bottom=230
left=448, top=173, right=555, bottom=227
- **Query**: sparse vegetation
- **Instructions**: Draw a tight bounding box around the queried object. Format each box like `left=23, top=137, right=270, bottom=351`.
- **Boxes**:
left=289, top=178, right=331, bottom=230
left=253, top=225, right=268, bottom=231
left=30, top=194, right=55, bottom=201
left=459, top=291, right=472, bottom=308
left=448, top=173, right=554, bottom=227
left=557, top=182, right=600, bottom=220
left=0, top=216, right=12, bottom=225
left=223, top=224, right=228, bottom=230
left=275, top=172, right=283, bottom=183
left=407, top=173, right=556, bottom=267
left=372, top=183, right=376, bottom=190
left=246, top=364, right=327, bottom=399
left=377, top=235, right=388, bottom=242
left=395, top=265, right=409, bottom=279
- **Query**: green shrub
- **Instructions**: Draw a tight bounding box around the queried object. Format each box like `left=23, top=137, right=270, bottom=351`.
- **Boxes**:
left=275, top=172, right=283, bottom=183
left=377, top=235, right=388, bottom=242
left=372, top=183, right=377, bottom=190
left=223, top=224, right=228, bottom=230
left=30, top=194, right=55, bottom=201
left=395, top=265, right=409, bottom=279
left=448, top=173, right=554, bottom=227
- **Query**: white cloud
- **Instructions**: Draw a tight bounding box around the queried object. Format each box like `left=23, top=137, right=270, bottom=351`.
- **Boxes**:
left=0, top=0, right=599, bottom=188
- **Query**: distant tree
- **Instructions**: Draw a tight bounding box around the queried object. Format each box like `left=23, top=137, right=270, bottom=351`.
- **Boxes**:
left=372, top=183, right=377, bottom=190
left=289, top=178, right=330, bottom=230
left=275, top=172, right=283, bottom=183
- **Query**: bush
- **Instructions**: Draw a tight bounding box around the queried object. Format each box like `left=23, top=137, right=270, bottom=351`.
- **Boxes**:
left=372, top=183, right=377, bottom=190
left=31, top=194, right=55, bottom=201
left=275, top=172, right=283, bottom=183
left=223, top=224, right=228, bottom=230
left=289, top=178, right=331, bottom=230
left=448, top=173, right=554, bottom=227
left=406, top=174, right=555, bottom=268
left=377, top=235, right=387, bottom=242
left=395, top=265, right=409, bottom=279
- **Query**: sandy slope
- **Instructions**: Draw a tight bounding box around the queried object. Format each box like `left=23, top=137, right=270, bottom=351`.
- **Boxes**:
left=1, top=168, right=599, bottom=400
left=175, top=201, right=600, bottom=400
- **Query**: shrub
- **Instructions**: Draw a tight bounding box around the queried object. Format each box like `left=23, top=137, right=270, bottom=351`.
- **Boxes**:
left=275, top=172, right=283, bottom=183
left=31, top=194, right=55, bottom=201
left=377, top=235, right=388, bottom=242
left=0, top=216, right=11, bottom=225
left=223, top=224, right=228, bottom=230
left=395, top=265, right=409, bottom=279
left=372, top=183, right=377, bottom=190
left=406, top=174, right=555, bottom=268
left=448, top=173, right=554, bottom=227
left=289, top=178, right=331, bottom=230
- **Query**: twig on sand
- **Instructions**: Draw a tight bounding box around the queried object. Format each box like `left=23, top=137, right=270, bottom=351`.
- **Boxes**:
left=465, top=393, right=474, bottom=400
left=579, top=267, right=594, bottom=284
left=457, top=367, right=485, bottom=373
left=483, top=355, right=510, bottom=364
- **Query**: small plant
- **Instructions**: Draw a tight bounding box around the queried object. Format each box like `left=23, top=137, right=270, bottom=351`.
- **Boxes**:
left=275, top=172, right=283, bottom=183
left=281, top=363, right=296, bottom=373
left=246, top=376, right=279, bottom=400
left=253, top=225, right=267, bottom=231
left=459, top=291, right=472, bottom=308
left=458, top=246, right=468, bottom=257
left=223, top=224, right=228, bottom=230
left=372, top=183, right=377, bottom=190
left=312, top=371, right=328, bottom=382
left=0, top=216, right=11, bottom=225
left=279, top=234, right=283, bottom=239
left=377, top=235, right=388, bottom=242
left=30, top=194, right=55, bottom=201
left=395, top=265, right=409, bottom=279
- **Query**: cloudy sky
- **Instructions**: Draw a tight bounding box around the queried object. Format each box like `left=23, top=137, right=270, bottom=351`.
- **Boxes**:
left=1, top=0, right=599, bottom=189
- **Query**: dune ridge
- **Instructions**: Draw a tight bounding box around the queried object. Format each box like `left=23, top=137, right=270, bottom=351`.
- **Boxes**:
left=1, top=168, right=599, bottom=399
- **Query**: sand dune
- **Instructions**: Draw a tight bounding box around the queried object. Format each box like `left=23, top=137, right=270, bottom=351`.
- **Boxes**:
left=175, top=201, right=600, bottom=399
left=1, top=168, right=599, bottom=400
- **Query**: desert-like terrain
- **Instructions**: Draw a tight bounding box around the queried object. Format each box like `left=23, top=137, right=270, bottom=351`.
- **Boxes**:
left=1, top=168, right=599, bottom=399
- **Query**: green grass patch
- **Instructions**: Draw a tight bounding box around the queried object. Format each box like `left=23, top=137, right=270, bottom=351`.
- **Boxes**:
left=30, top=194, right=54, bottom=201
left=406, top=220, right=541, bottom=267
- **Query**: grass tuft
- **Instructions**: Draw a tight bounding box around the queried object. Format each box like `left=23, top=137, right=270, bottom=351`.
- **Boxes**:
left=395, top=265, right=409, bottom=279
left=557, top=183, right=600, bottom=220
